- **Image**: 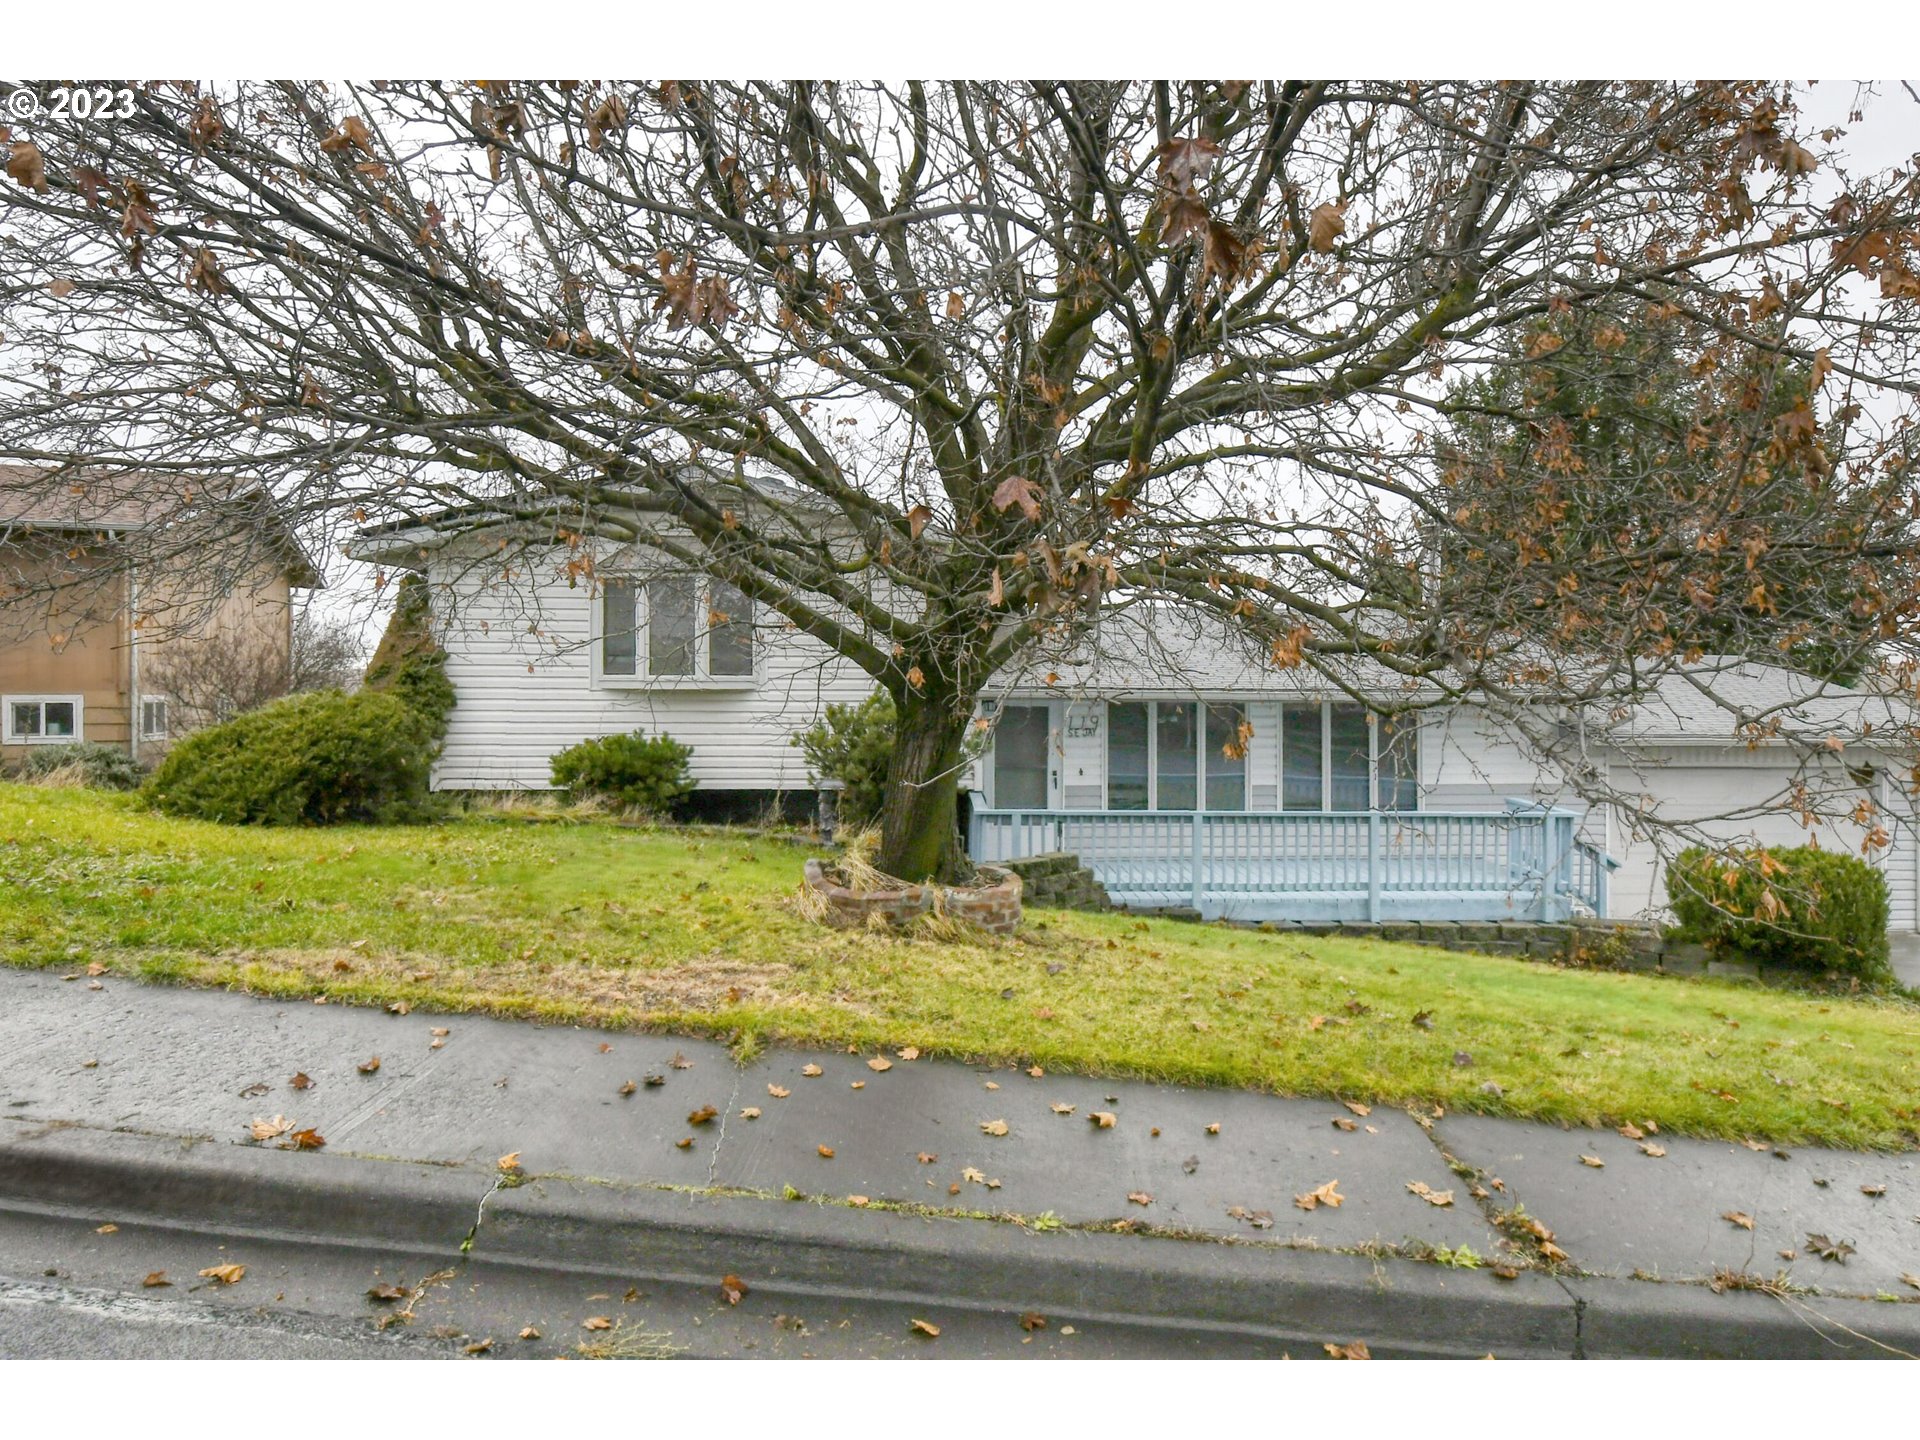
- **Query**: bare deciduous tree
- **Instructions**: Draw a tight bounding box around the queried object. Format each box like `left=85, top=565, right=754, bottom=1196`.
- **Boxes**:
left=2, top=80, right=1917, bottom=878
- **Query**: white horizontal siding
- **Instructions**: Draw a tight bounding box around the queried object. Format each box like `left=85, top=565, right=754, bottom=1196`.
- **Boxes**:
left=426, top=562, right=874, bottom=792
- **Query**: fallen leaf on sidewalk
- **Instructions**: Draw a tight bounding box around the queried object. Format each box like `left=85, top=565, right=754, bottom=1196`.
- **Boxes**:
left=582, top=1316, right=612, bottom=1330
left=1050, top=1103, right=1076, bottom=1115
left=367, top=1284, right=406, bottom=1302
left=801, top=1064, right=822, bottom=1077
left=597, top=1042, right=612, bottom=1053
left=979, top=1119, right=1009, bottom=1137
left=498, top=1152, right=522, bottom=1173
left=1807, top=1233, right=1854, bottom=1263
left=1639, top=1143, right=1667, bottom=1158
left=910, top=1319, right=940, bottom=1338
left=1722, top=1211, right=1755, bottom=1230
left=1019, top=1311, right=1047, bottom=1331
left=984, top=1081, right=1000, bottom=1090
left=387, top=1001, right=409, bottom=1016
left=198, top=1264, right=246, bottom=1285
left=1205, top=1123, right=1220, bottom=1135
left=687, top=1106, right=718, bottom=1125
left=739, top=1107, right=761, bottom=1120
left=431, top=1027, right=449, bottom=1038
left=917, top=1152, right=938, bottom=1164
left=850, top=1081, right=865, bottom=1090
left=817, top=1145, right=835, bottom=1159
left=619, top=1080, right=637, bottom=1096
left=1332, top=1117, right=1357, bottom=1132
left=644, top=1074, right=665, bottom=1087
left=1295, top=1179, right=1344, bottom=1211
left=675, top=1138, right=692, bottom=1149
left=464, top=1338, right=493, bottom=1355
left=670, top=1053, right=694, bottom=1069
left=1127, top=1192, right=1153, bottom=1206
left=767, top=1084, right=790, bottom=1098
left=1618, top=1123, right=1645, bottom=1140
left=95, top=1223, right=118, bottom=1234
left=142, top=1271, right=170, bottom=1287
left=866, top=1057, right=892, bottom=1072
left=288, top=1129, right=326, bottom=1150
left=519, top=1326, right=540, bottom=1340
left=961, top=1167, right=988, bottom=1184
left=1740, top=1139, right=1769, bottom=1151
left=1027, top=1066, right=1044, bottom=1078
left=720, top=1274, right=748, bottom=1304
left=1578, top=1155, right=1604, bottom=1169
left=238, top=1082, right=269, bottom=1099
left=1900, top=1273, right=1920, bottom=1291
left=289, top=1073, right=312, bottom=1090
left=1343, top=1101, right=1371, bottom=1117
left=1861, top=1184, right=1886, bottom=1197
left=1324, top=1340, right=1371, bottom=1360
left=358, top=1056, right=381, bottom=1074
left=250, top=1115, right=292, bottom=1142
left=897, top=1047, right=920, bottom=1061
left=1406, top=1181, right=1453, bottom=1207
left=1088, top=1112, right=1116, bottom=1129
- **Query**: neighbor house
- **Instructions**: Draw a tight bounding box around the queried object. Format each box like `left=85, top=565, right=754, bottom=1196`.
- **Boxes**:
left=0, top=468, right=322, bottom=765
left=351, top=512, right=1919, bottom=932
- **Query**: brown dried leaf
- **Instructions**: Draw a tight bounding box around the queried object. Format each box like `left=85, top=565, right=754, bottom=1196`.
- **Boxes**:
left=1019, top=1310, right=1047, bottom=1332
left=357, top=1056, right=381, bottom=1074
left=497, top=1152, right=522, bottom=1173
left=739, top=1106, right=762, bottom=1120
left=519, top=1326, right=540, bottom=1340
left=800, top=1064, right=822, bottom=1078
left=687, top=1106, right=718, bottom=1126
left=1639, top=1143, right=1667, bottom=1158
left=95, top=1223, right=118, bottom=1235
left=1406, top=1181, right=1454, bottom=1207
left=1578, top=1155, right=1605, bottom=1169
left=990, top=474, right=1043, bottom=523
left=980, top=1119, right=1009, bottom=1137
left=917, top=1152, right=938, bottom=1164
left=1342, top=1101, right=1371, bottom=1117
left=1308, top=202, right=1347, bottom=254
left=1618, top=1123, right=1645, bottom=1140
left=910, top=1318, right=941, bottom=1338
left=866, top=1057, right=893, bottom=1072
left=1324, top=1340, right=1371, bottom=1360
left=897, top=1046, right=920, bottom=1061
left=142, top=1271, right=171, bottom=1288
left=1127, top=1191, right=1153, bottom=1206
left=289, top=1072, right=312, bottom=1090
left=670, top=1053, right=694, bottom=1069
left=1723, top=1211, right=1755, bottom=1231
left=198, top=1264, right=245, bottom=1285
left=463, top=1337, right=493, bottom=1355
left=1332, top=1116, right=1358, bottom=1132
left=1295, top=1179, right=1344, bottom=1211
left=288, top=1128, right=326, bottom=1150
left=720, top=1273, right=748, bottom=1305
left=1089, top=1112, right=1116, bottom=1129
left=249, top=1115, right=292, bottom=1142
left=817, top=1145, right=835, bottom=1159
left=767, top=1084, right=790, bottom=1098
left=581, top=1316, right=613, bottom=1331
left=387, top=1000, right=410, bottom=1016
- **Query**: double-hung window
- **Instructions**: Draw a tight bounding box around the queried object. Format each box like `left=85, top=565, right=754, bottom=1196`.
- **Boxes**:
left=599, top=575, right=755, bottom=684
left=4, top=695, right=82, bottom=743
left=140, top=697, right=169, bottom=741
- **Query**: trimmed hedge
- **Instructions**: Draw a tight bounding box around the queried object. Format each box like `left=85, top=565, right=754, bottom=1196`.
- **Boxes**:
left=791, top=688, right=895, bottom=829
left=16, top=741, right=142, bottom=791
left=1667, top=844, right=1892, bottom=983
left=550, top=730, right=695, bottom=815
left=141, top=689, right=437, bottom=825
left=362, top=572, right=456, bottom=742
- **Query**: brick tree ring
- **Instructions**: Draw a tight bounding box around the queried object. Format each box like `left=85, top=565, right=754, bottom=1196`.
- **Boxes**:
left=802, top=859, right=1022, bottom=936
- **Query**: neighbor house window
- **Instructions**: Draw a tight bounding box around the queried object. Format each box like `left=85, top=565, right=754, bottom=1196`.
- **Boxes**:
left=1104, top=700, right=1247, bottom=811
left=140, top=697, right=169, bottom=741
left=1281, top=701, right=1421, bottom=812
left=4, top=695, right=82, bottom=743
left=599, top=575, right=754, bottom=683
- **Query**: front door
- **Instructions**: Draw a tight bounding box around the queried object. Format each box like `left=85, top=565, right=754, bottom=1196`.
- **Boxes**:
left=993, top=705, right=1053, bottom=809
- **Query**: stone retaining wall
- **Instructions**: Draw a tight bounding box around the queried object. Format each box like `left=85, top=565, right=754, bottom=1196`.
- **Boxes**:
left=802, top=858, right=1023, bottom=936
left=1235, top=916, right=1756, bottom=977
left=998, top=852, right=1111, bottom=911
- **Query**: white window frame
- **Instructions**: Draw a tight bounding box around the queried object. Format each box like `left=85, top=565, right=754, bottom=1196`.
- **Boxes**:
left=590, top=574, right=759, bottom=690
left=140, top=695, right=170, bottom=741
left=1103, top=700, right=1248, bottom=813
left=4, top=694, right=85, bottom=745
left=1278, top=701, right=1421, bottom=813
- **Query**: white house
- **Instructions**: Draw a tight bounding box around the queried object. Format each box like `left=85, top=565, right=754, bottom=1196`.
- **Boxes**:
left=352, top=517, right=1918, bottom=932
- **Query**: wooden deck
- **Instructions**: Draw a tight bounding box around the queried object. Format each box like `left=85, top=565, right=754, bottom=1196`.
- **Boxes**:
left=968, top=804, right=1613, bottom=922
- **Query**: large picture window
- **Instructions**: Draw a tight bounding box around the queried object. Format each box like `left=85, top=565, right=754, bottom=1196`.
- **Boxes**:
left=1104, top=700, right=1247, bottom=812
left=1281, top=701, right=1421, bottom=812
left=599, top=576, right=755, bottom=684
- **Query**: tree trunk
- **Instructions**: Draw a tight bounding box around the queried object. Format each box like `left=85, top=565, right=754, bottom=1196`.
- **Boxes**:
left=874, top=687, right=972, bottom=884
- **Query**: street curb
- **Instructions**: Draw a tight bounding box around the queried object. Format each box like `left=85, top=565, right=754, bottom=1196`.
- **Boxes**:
left=4, top=1123, right=1918, bottom=1359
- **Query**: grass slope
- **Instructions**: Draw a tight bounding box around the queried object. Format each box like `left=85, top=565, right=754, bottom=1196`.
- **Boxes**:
left=4, top=784, right=1918, bottom=1150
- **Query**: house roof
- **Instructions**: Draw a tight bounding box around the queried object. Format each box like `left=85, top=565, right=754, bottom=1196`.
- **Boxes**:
left=0, top=466, right=323, bottom=587
left=1580, top=656, right=1917, bottom=748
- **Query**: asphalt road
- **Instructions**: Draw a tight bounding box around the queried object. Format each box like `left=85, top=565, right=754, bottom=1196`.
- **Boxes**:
left=0, top=1202, right=1293, bottom=1360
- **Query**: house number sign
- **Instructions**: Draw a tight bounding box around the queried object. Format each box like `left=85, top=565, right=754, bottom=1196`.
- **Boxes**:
left=1066, top=712, right=1101, bottom=739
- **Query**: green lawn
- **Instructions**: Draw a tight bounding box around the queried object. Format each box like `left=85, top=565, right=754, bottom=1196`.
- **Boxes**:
left=4, top=784, right=1919, bottom=1150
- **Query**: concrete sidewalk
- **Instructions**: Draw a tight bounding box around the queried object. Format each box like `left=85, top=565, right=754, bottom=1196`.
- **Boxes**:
left=2, top=966, right=1917, bottom=1357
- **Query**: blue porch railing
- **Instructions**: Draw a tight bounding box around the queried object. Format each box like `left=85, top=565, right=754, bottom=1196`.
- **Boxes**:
left=968, top=802, right=1617, bottom=923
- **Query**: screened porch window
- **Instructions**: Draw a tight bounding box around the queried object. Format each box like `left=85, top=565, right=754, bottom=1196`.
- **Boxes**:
left=1281, top=701, right=1421, bottom=812
left=1107, top=702, right=1150, bottom=810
